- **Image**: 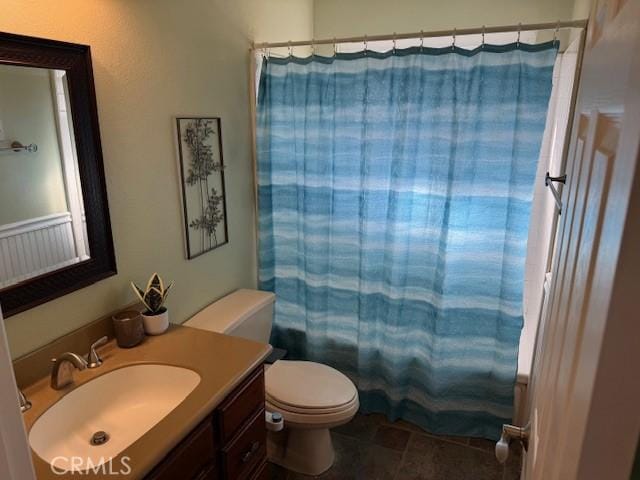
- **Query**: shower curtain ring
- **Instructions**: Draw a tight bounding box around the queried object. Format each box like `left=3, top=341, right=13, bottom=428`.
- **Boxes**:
left=452, top=28, right=456, bottom=51
left=517, top=22, right=522, bottom=47
left=311, top=39, right=315, bottom=58
left=333, top=37, right=337, bottom=58
left=481, top=25, right=486, bottom=48
left=288, top=41, right=292, bottom=58
left=393, top=32, right=397, bottom=53
left=420, top=30, right=424, bottom=51
left=553, top=20, right=560, bottom=43
left=364, top=34, right=368, bottom=55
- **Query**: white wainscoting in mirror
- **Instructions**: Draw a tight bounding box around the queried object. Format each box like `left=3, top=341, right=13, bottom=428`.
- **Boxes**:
left=0, top=212, right=88, bottom=289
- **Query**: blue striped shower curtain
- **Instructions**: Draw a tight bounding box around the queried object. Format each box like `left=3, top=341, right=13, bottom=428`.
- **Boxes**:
left=257, top=43, right=556, bottom=439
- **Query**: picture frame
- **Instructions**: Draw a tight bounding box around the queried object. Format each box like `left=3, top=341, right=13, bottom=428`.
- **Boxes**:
left=176, top=117, right=229, bottom=259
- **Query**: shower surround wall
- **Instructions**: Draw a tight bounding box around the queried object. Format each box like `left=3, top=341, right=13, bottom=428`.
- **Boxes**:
left=516, top=39, right=579, bottom=424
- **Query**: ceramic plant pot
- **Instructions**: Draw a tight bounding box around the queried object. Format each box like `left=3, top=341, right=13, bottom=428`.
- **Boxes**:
left=141, top=307, right=169, bottom=335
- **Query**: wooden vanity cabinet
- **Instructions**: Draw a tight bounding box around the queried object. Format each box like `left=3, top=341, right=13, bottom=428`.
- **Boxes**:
left=146, top=366, right=267, bottom=480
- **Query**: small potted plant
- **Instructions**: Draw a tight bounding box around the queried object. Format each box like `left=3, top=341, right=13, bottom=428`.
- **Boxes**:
left=131, top=273, right=173, bottom=335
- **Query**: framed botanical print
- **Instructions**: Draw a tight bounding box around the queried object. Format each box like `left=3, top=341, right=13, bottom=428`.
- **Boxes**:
left=176, top=117, right=228, bottom=259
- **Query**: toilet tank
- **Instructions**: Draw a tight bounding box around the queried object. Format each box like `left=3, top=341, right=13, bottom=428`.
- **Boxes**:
left=184, top=289, right=275, bottom=343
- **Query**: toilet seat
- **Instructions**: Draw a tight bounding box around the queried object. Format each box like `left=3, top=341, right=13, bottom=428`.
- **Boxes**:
left=266, top=396, right=359, bottom=427
left=265, top=360, right=359, bottom=426
left=266, top=395, right=358, bottom=415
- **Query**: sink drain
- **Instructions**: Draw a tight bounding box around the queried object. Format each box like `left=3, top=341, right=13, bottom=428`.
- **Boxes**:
left=90, top=431, right=109, bottom=446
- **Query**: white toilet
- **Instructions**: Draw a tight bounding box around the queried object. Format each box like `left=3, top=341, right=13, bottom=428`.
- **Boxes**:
left=185, top=289, right=359, bottom=476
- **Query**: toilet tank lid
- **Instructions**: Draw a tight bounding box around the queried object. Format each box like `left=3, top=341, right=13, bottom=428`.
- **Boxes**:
left=185, top=289, right=275, bottom=334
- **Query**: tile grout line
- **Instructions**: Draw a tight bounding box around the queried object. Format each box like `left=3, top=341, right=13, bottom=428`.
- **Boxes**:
left=392, top=431, right=413, bottom=480
left=278, top=417, right=513, bottom=480
left=384, top=424, right=507, bottom=480
left=382, top=420, right=497, bottom=451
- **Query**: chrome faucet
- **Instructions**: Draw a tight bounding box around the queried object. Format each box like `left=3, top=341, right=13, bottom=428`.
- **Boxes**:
left=50, top=352, right=88, bottom=390
left=18, top=390, right=31, bottom=412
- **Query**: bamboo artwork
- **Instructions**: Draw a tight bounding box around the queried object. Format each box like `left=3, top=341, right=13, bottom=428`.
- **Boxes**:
left=176, top=117, right=228, bottom=258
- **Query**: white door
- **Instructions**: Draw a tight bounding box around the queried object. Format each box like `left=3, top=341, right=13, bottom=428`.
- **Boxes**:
left=0, top=305, right=36, bottom=480
left=524, top=1, right=640, bottom=479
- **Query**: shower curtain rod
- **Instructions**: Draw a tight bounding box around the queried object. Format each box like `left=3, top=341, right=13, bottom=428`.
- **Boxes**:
left=251, top=19, right=587, bottom=50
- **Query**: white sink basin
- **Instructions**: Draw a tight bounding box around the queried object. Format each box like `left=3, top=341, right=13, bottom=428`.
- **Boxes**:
left=29, top=364, right=200, bottom=473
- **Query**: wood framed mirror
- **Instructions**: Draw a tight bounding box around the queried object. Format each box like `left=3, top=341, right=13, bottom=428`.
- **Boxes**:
left=0, top=32, right=116, bottom=317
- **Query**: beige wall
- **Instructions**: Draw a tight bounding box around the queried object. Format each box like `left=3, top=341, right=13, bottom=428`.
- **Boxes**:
left=0, top=0, right=313, bottom=359
left=251, top=0, right=314, bottom=43
left=0, top=0, right=589, bottom=358
left=0, top=66, right=68, bottom=225
left=313, top=0, right=582, bottom=39
left=572, top=0, right=594, bottom=19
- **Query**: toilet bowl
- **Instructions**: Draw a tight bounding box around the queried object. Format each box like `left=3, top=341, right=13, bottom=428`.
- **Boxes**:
left=184, top=289, right=359, bottom=476
left=265, top=360, right=359, bottom=475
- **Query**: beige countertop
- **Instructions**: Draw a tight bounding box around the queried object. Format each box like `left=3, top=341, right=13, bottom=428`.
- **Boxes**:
left=21, top=325, right=272, bottom=480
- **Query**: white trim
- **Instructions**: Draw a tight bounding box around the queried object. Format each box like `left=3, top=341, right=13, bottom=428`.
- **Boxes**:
left=0, top=212, right=82, bottom=288
left=0, top=212, right=71, bottom=239
left=0, top=305, right=37, bottom=480
left=51, top=70, right=88, bottom=260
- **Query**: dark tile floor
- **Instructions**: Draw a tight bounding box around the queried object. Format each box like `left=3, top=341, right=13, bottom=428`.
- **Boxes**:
left=268, top=413, right=522, bottom=480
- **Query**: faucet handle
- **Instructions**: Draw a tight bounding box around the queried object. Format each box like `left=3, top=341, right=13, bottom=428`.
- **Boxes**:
left=18, top=390, right=31, bottom=413
left=87, top=336, right=108, bottom=368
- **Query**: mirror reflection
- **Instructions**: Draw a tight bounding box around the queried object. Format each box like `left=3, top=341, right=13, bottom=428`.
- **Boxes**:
left=0, top=64, right=90, bottom=290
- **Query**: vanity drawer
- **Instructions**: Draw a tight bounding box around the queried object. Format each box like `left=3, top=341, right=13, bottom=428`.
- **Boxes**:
left=220, top=408, right=267, bottom=480
left=194, top=463, right=219, bottom=480
left=216, top=366, right=265, bottom=443
left=145, top=418, right=216, bottom=480
left=250, top=461, right=269, bottom=480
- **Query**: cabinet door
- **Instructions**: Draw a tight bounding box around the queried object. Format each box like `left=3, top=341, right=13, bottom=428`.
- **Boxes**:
left=145, top=419, right=216, bottom=480
left=217, top=366, right=265, bottom=444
